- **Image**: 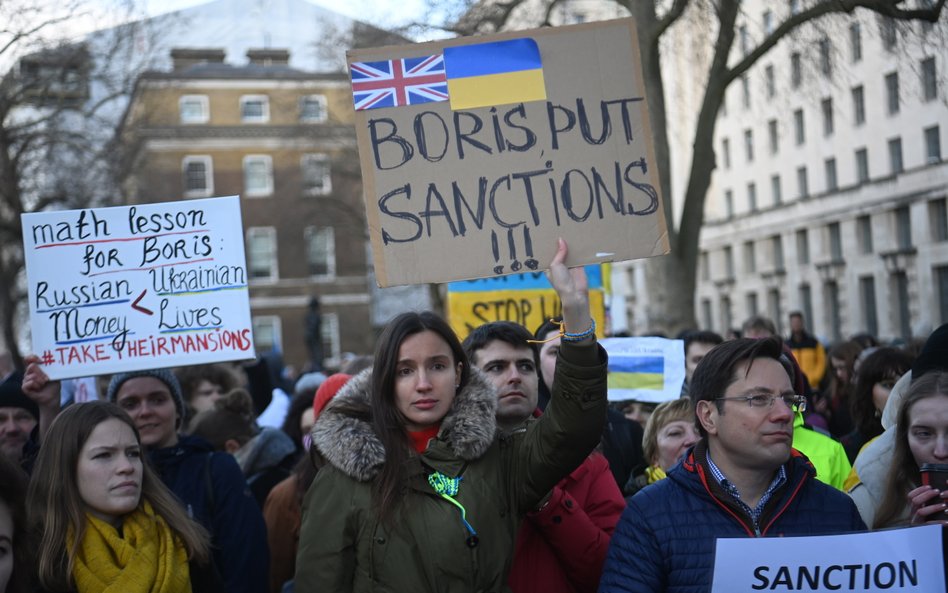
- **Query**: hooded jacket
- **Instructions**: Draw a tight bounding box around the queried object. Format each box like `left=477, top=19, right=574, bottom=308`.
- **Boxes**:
left=149, top=434, right=269, bottom=593
left=599, top=441, right=866, bottom=593
left=296, top=340, right=608, bottom=593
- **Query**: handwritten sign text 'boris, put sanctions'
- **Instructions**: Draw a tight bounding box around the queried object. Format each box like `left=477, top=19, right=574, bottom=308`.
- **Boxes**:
left=22, top=196, right=254, bottom=380
left=348, top=18, right=669, bottom=287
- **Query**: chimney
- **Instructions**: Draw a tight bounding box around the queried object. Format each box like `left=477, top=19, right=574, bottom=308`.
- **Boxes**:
left=246, top=49, right=290, bottom=66
left=170, top=48, right=226, bottom=70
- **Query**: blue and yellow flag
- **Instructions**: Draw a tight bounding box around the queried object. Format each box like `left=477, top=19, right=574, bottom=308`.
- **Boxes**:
left=608, top=356, right=665, bottom=391
left=443, top=38, right=546, bottom=110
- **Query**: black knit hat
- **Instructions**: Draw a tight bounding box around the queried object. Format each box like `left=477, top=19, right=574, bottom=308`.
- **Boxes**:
left=912, top=323, right=948, bottom=381
left=0, top=375, right=39, bottom=420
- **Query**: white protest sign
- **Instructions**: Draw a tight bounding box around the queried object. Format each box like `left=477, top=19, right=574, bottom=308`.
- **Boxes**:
left=711, top=525, right=946, bottom=593
left=600, top=337, right=684, bottom=403
left=22, top=196, right=254, bottom=380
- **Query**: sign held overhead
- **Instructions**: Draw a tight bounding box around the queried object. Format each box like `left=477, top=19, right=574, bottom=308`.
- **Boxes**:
left=347, top=18, right=669, bottom=287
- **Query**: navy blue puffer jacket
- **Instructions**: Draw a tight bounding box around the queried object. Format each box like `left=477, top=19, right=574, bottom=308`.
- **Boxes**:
left=598, top=442, right=866, bottom=593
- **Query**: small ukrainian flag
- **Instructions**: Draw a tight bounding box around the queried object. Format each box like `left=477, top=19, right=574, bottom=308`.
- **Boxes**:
left=608, top=356, right=665, bottom=391
left=443, top=38, right=546, bottom=110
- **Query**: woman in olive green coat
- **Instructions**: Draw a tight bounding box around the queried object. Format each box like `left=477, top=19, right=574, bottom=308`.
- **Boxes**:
left=295, top=240, right=608, bottom=592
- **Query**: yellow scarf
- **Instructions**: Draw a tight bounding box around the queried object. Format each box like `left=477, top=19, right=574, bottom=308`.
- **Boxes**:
left=645, top=464, right=667, bottom=484
left=71, top=500, right=191, bottom=593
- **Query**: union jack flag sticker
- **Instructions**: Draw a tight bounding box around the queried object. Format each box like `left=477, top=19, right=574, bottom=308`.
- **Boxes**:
left=350, top=54, right=448, bottom=111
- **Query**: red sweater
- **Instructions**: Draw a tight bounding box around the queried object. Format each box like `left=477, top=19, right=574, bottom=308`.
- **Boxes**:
left=508, top=452, right=626, bottom=593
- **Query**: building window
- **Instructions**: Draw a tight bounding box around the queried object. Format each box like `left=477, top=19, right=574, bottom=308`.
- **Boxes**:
left=793, top=109, right=805, bottom=145
left=724, top=189, right=734, bottom=219
left=821, top=98, right=833, bottom=136
left=179, top=95, right=209, bottom=124
left=182, top=156, right=213, bottom=198
left=772, top=235, right=784, bottom=270
left=921, top=57, right=937, bottom=102
left=768, top=288, right=783, bottom=334
left=828, top=222, right=842, bottom=261
left=880, top=16, right=897, bottom=51
left=700, top=251, right=710, bottom=281
left=701, top=298, right=713, bottom=330
left=771, top=174, right=782, bottom=205
left=895, top=206, right=912, bottom=250
left=926, top=125, right=942, bottom=163
left=824, top=158, right=838, bottom=192
left=252, top=316, right=282, bottom=354
left=855, top=148, right=869, bottom=183
left=765, top=64, right=775, bottom=98
left=938, top=265, right=948, bottom=324
left=246, top=227, right=278, bottom=281
left=796, top=229, right=809, bottom=264
left=818, top=37, right=832, bottom=77
left=747, top=182, right=757, bottom=212
left=824, top=281, right=842, bottom=342
left=790, top=0, right=801, bottom=16
left=746, top=292, right=759, bottom=317
left=320, top=313, right=342, bottom=369
left=304, top=226, right=336, bottom=277
left=722, top=138, right=731, bottom=169
left=887, top=137, right=904, bottom=174
left=739, top=25, right=750, bottom=56
left=768, top=119, right=779, bottom=154
left=300, top=94, right=328, bottom=122
left=799, top=283, right=813, bottom=331
left=723, top=245, right=734, bottom=278
left=741, top=75, right=751, bottom=109
left=860, top=276, right=879, bottom=338
left=744, top=129, right=754, bottom=162
left=763, top=10, right=774, bottom=35
left=301, top=154, right=332, bottom=195
left=797, top=166, right=808, bottom=198
left=849, top=22, right=862, bottom=62
left=243, top=155, right=273, bottom=197
left=928, top=198, right=947, bottom=242
left=744, top=240, right=756, bottom=273
left=885, top=72, right=899, bottom=115
left=240, top=95, right=270, bottom=123
left=852, top=85, right=865, bottom=126
left=791, top=52, right=802, bottom=88
left=720, top=295, right=732, bottom=334
left=857, top=215, right=873, bottom=254
left=892, top=272, right=911, bottom=340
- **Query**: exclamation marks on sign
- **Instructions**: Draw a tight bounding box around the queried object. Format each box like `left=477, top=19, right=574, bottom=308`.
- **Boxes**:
left=491, top=226, right=540, bottom=275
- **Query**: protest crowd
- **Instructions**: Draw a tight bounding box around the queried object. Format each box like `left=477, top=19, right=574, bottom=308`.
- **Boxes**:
left=1, top=239, right=946, bottom=593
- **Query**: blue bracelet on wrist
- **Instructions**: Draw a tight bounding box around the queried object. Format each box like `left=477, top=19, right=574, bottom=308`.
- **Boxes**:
left=561, top=319, right=596, bottom=342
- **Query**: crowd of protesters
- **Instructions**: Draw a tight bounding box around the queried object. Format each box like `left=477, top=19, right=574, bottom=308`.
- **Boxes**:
left=1, top=243, right=946, bottom=593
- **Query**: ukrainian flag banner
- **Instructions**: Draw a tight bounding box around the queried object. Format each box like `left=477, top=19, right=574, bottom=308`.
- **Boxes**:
left=608, top=356, right=665, bottom=391
left=600, top=337, right=685, bottom=403
left=443, top=38, right=546, bottom=110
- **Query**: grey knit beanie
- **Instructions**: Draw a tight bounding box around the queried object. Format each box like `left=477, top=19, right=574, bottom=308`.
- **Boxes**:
left=106, top=368, right=186, bottom=426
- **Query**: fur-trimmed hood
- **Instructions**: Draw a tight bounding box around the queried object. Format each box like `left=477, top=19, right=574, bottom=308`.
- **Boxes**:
left=311, top=368, right=498, bottom=481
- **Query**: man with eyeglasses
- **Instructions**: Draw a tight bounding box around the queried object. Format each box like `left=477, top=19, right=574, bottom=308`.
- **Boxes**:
left=599, top=337, right=865, bottom=593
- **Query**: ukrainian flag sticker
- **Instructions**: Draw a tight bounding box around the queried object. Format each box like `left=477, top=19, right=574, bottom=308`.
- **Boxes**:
left=443, top=38, right=546, bottom=110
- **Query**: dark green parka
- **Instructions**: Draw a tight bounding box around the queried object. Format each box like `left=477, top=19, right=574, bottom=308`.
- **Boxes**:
left=295, top=340, right=608, bottom=592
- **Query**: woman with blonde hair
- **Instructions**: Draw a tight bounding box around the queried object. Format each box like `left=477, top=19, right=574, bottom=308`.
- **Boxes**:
left=626, top=398, right=699, bottom=494
left=27, top=401, right=221, bottom=592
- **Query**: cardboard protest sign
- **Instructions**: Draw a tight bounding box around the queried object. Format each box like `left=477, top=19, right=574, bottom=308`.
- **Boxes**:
left=447, top=266, right=605, bottom=339
left=348, top=18, right=669, bottom=287
left=599, top=337, right=685, bottom=402
left=711, top=525, right=946, bottom=592
left=22, top=196, right=254, bottom=380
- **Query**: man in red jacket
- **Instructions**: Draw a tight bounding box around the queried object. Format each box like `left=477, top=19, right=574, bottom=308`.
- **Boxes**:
left=463, top=321, right=625, bottom=593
